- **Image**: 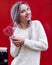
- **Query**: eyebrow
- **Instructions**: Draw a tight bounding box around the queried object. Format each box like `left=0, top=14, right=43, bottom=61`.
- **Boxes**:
left=20, top=6, right=30, bottom=11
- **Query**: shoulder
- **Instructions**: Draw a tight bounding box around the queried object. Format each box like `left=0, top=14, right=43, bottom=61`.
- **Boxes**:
left=32, top=20, right=42, bottom=25
left=31, top=20, right=43, bottom=27
left=31, top=20, right=44, bottom=30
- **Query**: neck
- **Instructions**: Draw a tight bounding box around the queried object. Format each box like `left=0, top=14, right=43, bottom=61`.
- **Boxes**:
left=19, top=20, right=30, bottom=29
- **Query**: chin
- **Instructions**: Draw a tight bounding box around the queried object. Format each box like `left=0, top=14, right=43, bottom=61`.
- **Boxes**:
left=27, top=18, right=31, bottom=21
left=27, top=19, right=31, bottom=23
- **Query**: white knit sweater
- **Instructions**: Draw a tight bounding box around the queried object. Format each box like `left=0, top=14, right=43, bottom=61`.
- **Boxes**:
left=9, top=20, right=48, bottom=65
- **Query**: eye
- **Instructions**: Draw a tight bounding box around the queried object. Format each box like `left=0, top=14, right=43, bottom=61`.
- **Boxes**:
left=27, top=7, right=30, bottom=11
left=21, top=10, right=25, bottom=13
left=27, top=8, right=29, bottom=10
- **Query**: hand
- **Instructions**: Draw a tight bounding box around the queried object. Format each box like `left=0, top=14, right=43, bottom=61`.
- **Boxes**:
left=11, top=36, right=25, bottom=47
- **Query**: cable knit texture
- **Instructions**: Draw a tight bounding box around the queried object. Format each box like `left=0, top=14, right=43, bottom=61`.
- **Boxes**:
left=9, top=20, right=48, bottom=65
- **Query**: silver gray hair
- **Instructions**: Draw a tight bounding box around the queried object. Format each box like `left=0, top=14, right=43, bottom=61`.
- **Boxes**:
left=10, top=1, right=30, bottom=24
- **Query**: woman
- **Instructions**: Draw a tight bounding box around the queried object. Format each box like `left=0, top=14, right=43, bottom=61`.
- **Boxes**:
left=10, top=1, right=48, bottom=65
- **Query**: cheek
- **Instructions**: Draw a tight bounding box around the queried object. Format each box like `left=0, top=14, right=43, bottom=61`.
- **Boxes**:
left=20, top=13, right=26, bottom=19
left=30, top=12, right=32, bottom=18
left=29, top=11, right=32, bottom=15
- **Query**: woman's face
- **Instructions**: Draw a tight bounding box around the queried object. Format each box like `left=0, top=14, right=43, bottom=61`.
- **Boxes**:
left=19, top=4, right=32, bottom=22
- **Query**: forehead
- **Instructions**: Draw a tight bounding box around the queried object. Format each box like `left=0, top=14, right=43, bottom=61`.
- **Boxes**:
left=20, top=4, right=29, bottom=10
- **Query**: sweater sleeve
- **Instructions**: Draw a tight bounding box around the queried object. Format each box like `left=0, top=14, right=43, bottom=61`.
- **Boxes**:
left=23, top=20, right=48, bottom=51
left=9, top=38, right=20, bottom=57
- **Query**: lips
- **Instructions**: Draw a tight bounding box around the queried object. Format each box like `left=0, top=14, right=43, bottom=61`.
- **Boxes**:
left=25, top=14, right=31, bottom=18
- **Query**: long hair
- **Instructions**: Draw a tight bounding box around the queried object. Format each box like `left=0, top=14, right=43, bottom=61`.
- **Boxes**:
left=10, top=1, right=30, bottom=24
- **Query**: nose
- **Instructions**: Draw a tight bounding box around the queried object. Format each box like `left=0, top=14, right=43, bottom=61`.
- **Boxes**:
left=27, top=9, right=30, bottom=13
left=26, top=10, right=30, bottom=16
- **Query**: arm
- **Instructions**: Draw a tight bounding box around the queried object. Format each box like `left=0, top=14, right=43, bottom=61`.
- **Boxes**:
left=23, top=20, right=48, bottom=51
left=9, top=38, right=20, bottom=57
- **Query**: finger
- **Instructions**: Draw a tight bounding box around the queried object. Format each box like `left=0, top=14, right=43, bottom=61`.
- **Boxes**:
left=13, top=43, right=20, bottom=47
left=12, top=41, right=19, bottom=45
left=12, top=41, right=20, bottom=43
left=12, top=39, right=18, bottom=41
left=12, top=41, right=21, bottom=47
